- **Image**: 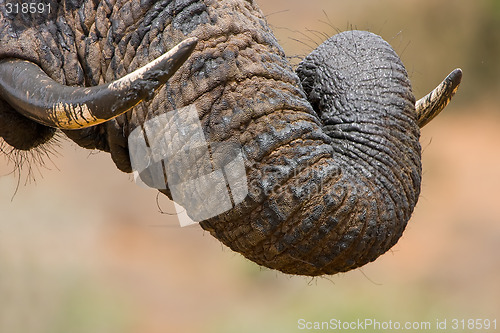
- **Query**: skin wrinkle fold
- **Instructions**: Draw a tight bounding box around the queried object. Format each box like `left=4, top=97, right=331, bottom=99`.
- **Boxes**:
left=330, top=124, right=415, bottom=201
left=245, top=148, right=338, bottom=250
left=329, top=121, right=411, bottom=172
left=250, top=167, right=352, bottom=272
left=267, top=174, right=348, bottom=262
left=179, top=75, right=320, bottom=165
left=325, top=200, right=373, bottom=270
left=335, top=143, right=407, bottom=226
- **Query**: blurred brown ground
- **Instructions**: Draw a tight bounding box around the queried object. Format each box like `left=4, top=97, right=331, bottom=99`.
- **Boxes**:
left=1, top=1, right=499, bottom=332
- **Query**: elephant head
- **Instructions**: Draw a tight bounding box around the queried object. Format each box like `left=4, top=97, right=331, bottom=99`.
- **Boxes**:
left=0, top=0, right=461, bottom=276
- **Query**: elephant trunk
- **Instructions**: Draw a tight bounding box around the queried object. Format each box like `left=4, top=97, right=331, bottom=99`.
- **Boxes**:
left=156, top=6, right=421, bottom=274
left=211, top=31, right=418, bottom=276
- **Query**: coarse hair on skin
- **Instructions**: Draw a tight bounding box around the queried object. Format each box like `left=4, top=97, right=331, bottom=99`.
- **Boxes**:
left=263, top=10, right=353, bottom=63
left=0, top=133, right=62, bottom=197
left=266, top=9, right=412, bottom=74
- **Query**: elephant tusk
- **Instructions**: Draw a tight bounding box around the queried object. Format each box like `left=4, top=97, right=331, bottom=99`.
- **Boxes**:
left=0, top=37, right=198, bottom=129
left=415, top=68, right=462, bottom=128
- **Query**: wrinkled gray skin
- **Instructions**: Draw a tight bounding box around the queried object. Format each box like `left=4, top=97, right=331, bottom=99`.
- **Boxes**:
left=0, top=0, right=421, bottom=276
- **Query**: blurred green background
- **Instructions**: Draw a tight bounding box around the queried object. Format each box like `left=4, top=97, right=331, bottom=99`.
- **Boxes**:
left=1, top=1, right=499, bottom=332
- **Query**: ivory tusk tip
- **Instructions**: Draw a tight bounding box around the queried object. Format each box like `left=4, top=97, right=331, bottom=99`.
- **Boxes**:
left=172, top=37, right=199, bottom=59
left=181, top=36, right=199, bottom=48
left=416, top=68, right=463, bottom=128
left=447, top=68, right=463, bottom=90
